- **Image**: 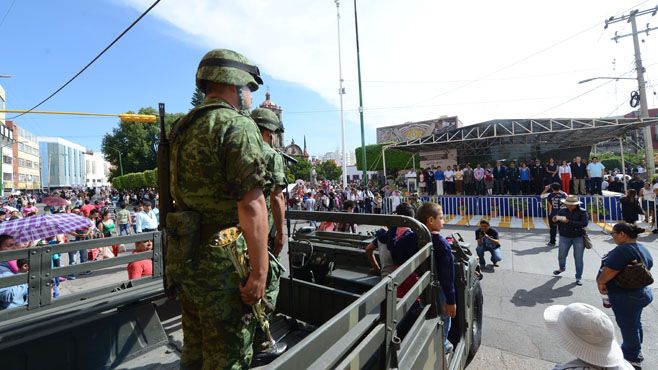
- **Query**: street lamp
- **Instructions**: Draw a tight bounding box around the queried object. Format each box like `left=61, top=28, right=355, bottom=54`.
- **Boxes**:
left=106, top=147, right=124, bottom=176
left=577, top=76, right=636, bottom=84
left=579, top=75, right=656, bottom=177
left=334, top=0, right=348, bottom=189
left=353, top=0, right=368, bottom=185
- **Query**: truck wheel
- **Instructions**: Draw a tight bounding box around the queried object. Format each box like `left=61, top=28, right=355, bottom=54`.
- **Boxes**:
left=466, top=280, right=483, bottom=365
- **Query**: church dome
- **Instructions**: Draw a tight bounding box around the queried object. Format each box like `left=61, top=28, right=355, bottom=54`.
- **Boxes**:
left=260, top=92, right=282, bottom=114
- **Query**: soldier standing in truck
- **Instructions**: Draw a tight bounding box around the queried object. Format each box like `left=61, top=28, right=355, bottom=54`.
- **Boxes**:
left=250, top=107, right=287, bottom=358
left=166, top=49, right=270, bottom=369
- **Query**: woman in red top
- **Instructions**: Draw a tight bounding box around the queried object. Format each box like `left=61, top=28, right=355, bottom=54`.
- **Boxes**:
left=127, top=240, right=153, bottom=279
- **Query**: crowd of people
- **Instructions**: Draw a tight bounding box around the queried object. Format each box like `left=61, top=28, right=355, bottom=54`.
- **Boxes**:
left=411, top=156, right=650, bottom=196
left=0, top=188, right=161, bottom=310
left=355, top=193, right=653, bottom=369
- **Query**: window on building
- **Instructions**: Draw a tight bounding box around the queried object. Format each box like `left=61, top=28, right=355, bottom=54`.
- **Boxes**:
left=26, top=160, right=32, bottom=168
left=33, top=175, right=39, bottom=183
left=18, top=174, right=26, bottom=182
left=2, top=155, right=11, bottom=164
left=3, top=173, right=12, bottom=181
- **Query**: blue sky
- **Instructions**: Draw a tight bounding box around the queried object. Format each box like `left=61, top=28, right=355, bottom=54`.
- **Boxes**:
left=1, top=0, right=366, bottom=156
left=2, top=0, right=657, bottom=159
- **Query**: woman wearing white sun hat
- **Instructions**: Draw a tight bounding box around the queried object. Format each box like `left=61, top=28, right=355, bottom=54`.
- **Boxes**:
left=544, top=302, right=634, bottom=370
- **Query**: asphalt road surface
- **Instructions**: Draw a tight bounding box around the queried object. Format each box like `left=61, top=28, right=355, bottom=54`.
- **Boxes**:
left=62, top=222, right=656, bottom=370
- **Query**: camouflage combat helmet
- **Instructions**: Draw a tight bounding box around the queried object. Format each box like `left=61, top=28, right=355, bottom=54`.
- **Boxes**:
left=251, top=108, right=283, bottom=133
left=196, top=49, right=263, bottom=92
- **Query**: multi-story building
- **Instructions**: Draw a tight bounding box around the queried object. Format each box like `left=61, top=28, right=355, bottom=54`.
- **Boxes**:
left=321, top=149, right=355, bottom=167
left=0, top=86, right=15, bottom=196
left=7, top=122, right=41, bottom=191
left=38, top=137, right=86, bottom=189
left=84, top=151, right=111, bottom=188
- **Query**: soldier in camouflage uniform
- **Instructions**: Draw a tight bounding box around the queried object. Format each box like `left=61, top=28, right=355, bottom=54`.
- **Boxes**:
left=250, top=108, right=287, bottom=357
left=166, top=49, right=271, bottom=370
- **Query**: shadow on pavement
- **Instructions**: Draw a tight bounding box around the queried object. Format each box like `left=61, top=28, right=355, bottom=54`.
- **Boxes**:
left=512, top=244, right=556, bottom=256
left=510, top=276, right=576, bottom=307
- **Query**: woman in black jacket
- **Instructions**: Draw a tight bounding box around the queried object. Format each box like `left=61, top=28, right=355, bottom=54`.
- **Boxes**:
left=620, top=189, right=644, bottom=224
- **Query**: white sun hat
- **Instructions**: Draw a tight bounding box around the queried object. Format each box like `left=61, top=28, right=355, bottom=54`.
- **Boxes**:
left=544, top=303, right=624, bottom=368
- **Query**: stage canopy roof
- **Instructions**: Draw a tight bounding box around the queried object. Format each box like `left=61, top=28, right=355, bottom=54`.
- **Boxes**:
left=386, top=117, right=658, bottom=157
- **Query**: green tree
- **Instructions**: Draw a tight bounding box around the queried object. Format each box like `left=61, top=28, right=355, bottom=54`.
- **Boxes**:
left=317, top=160, right=342, bottom=181
left=355, top=144, right=419, bottom=171
left=289, top=159, right=313, bottom=181
left=593, top=151, right=646, bottom=172
left=191, top=87, right=205, bottom=107
left=102, top=107, right=183, bottom=178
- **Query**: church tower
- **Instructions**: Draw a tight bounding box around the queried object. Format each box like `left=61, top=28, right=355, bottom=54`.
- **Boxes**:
left=259, top=91, right=284, bottom=149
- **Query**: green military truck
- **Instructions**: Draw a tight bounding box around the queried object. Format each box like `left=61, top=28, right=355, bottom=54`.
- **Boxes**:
left=262, top=210, right=483, bottom=370
left=0, top=210, right=482, bottom=369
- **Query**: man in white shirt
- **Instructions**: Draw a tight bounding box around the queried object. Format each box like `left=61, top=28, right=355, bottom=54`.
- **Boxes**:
left=444, top=166, right=455, bottom=195
left=586, top=157, right=606, bottom=195
left=304, top=193, right=317, bottom=228
left=135, top=201, right=159, bottom=233
left=390, top=190, right=401, bottom=212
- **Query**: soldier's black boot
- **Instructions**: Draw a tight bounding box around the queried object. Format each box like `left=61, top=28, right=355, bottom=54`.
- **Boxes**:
left=252, top=341, right=288, bottom=364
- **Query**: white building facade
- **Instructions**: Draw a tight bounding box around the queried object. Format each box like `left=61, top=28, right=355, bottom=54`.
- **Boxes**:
left=38, top=137, right=86, bottom=189
left=321, top=150, right=355, bottom=167
left=84, top=151, right=111, bottom=188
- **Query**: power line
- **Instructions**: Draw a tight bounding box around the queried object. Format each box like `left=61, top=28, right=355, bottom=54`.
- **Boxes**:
left=410, top=25, right=601, bottom=108
left=284, top=95, right=576, bottom=115
left=8, top=0, right=161, bottom=120
left=0, top=0, right=16, bottom=30
left=531, top=68, right=636, bottom=117
left=342, top=68, right=605, bottom=85
left=405, top=1, right=653, bottom=109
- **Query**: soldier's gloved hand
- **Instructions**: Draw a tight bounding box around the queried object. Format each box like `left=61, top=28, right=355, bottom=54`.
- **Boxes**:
left=274, top=234, right=286, bottom=257
left=239, top=273, right=266, bottom=305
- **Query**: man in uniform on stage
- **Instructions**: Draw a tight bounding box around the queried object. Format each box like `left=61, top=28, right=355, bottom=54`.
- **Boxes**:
left=167, top=48, right=270, bottom=369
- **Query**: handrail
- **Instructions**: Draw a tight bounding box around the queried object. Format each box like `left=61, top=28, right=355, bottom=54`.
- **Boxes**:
left=269, top=278, right=390, bottom=369
left=286, top=211, right=431, bottom=247
left=0, top=232, right=162, bottom=318
left=271, top=214, right=439, bottom=369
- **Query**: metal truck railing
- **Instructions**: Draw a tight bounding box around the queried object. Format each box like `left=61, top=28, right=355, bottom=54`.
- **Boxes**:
left=270, top=211, right=442, bottom=369
left=0, top=232, right=164, bottom=347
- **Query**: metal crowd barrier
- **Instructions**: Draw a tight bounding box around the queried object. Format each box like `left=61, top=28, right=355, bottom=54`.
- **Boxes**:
left=0, top=232, right=162, bottom=321
left=379, top=194, right=630, bottom=231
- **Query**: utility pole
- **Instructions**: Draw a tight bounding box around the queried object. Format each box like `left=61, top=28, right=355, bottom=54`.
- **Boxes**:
left=606, top=6, right=658, bottom=176
left=353, top=0, right=368, bottom=185
left=334, top=0, right=348, bottom=189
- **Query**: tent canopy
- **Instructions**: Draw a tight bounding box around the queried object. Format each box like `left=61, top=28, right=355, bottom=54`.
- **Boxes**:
left=387, top=117, right=658, bottom=157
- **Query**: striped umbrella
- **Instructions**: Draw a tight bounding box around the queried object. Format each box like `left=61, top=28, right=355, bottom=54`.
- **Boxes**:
left=0, top=213, right=92, bottom=243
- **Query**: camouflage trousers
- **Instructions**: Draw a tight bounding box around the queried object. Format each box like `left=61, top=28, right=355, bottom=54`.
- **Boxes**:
left=178, top=240, right=256, bottom=370
left=253, top=255, right=282, bottom=349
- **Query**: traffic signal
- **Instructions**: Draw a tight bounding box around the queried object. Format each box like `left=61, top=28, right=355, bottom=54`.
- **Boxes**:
left=119, top=114, right=157, bottom=123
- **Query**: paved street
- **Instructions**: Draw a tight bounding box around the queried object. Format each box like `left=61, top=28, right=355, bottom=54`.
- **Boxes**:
left=73, top=222, right=658, bottom=369
left=453, top=224, right=658, bottom=370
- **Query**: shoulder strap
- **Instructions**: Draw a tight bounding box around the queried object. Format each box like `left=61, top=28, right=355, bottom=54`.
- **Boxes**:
left=169, top=103, right=236, bottom=142
left=169, top=103, right=237, bottom=211
left=629, top=243, right=648, bottom=265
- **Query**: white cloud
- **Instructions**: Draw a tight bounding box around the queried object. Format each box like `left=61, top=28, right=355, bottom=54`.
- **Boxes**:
left=120, top=0, right=658, bottom=128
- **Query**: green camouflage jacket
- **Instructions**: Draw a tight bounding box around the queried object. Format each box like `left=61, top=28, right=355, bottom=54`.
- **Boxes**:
left=170, top=97, right=269, bottom=226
